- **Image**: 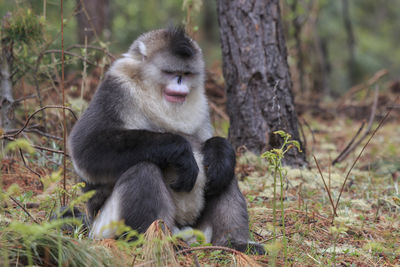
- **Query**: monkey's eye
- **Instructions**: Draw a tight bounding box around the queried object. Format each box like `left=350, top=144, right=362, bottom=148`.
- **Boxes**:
left=162, top=70, right=175, bottom=75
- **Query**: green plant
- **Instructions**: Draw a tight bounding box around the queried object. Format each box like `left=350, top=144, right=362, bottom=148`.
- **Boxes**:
left=0, top=220, right=128, bottom=267
left=262, top=130, right=301, bottom=266
left=2, top=8, right=44, bottom=44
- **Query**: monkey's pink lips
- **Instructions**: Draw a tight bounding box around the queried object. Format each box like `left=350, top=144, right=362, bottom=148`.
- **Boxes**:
left=164, top=89, right=188, bottom=103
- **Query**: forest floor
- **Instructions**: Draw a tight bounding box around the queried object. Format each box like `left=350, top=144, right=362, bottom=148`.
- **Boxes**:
left=1, top=72, right=400, bottom=266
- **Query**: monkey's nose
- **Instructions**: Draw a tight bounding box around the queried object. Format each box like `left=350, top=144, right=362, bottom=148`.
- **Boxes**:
left=177, top=75, right=183, bottom=84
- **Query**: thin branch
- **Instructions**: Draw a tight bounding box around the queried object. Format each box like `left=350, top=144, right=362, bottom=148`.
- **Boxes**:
left=4, top=136, right=69, bottom=156
left=332, top=121, right=365, bottom=165
left=5, top=127, right=63, bottom=141
left=23, top=128, right=63, bottom=141
left=13, top=94, right=37, bottom=103
left=298, top=118, right=308, bottom=157
left=9, top=196, right=39, bottom=224
left=2, top=105, right=77, bottom=139
left=386, top=105, right=400, bottom=109
left=209, top=101, right=229, bottom=121
left=301, top=118, right=315, bottom=154
left=66, top=44, right=116, bottom=60
left=333, top=85, right=379, bottom=164
left=44, top=50, right=96, bottom=65
left=335, top=96, right=398, bottom=211
left=313, top=155, right=337, bottom=217
left=19, top=148, right=41, bottom=178
left=338, top=69, right=387, bottom=108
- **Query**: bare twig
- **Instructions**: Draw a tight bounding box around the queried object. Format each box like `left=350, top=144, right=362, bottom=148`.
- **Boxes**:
left=44, top=50, right=96, bottom=65
left=2, top=105, right=77, bottom=139
left=4, top=135, right=69, bottom=156
left=335, top=96, right=398, bottom=211
left=313, top=155, right=337, bottom=217
left=338, top=69, right=387, bottom=108
left=332, top=121, right=365, bottom=165
left=386, top=105, right=400, bottom=109
left=67, top=44, right=116, bottom=60
left=23, top=128, right=63, bottom=141
left=209, top=101, right=229, bottom=121
left=301, top=118, right=315, bottom=154
left=19, top=148, right=41, bottom=178
left=6, top=126, right=63, bottom=140
left=332, top=85, right=379, bottom=164
left=298, top=118, right=308, bottom=157
left=13, top=94, right=37, bottom=103
left=9, top=196, right=39, bottom=224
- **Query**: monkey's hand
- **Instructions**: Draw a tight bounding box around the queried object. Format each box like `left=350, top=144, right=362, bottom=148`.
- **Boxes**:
left=168, top=136, right=199, bottom=192
left=202, top=137, right=236, bottom=196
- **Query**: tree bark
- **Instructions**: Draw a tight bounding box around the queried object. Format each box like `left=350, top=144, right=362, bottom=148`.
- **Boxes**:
left=216, top=0, right=306, bottom=166
left=76, top=0, right=111, bottom=43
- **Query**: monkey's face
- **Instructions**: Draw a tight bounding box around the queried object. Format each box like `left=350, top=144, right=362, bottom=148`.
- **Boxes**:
left=144, top=51, right=204, bottom=105
left=122, top=28, right=205, bottom=105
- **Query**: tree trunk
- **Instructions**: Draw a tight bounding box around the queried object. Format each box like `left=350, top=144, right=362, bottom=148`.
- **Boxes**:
left=341, top=0, right=357, bottom=86
left=76, top=0, right=111, bottom=43
left=216, top=0, right=306, bottom=166
left=0, top=15, right=15, bottom=131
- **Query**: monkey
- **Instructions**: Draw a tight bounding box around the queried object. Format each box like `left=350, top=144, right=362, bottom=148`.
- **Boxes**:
left=68, top=27, right=265, bottom=254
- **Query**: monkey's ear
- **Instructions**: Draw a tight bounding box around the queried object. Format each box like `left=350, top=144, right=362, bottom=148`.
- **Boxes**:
left=126, top=41, right=148, bottom=61
left=137, top=41, right=147, bottom=57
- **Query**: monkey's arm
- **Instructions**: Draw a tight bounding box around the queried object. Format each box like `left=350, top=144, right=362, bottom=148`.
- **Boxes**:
left=202, top=137, right=236, bottom=196
left=72, top=129, right=199, bottom=192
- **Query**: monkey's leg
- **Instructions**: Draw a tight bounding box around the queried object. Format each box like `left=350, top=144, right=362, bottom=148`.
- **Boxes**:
left=83, top=181, right=114, bottom=222
left=195, top=180, right=265, bottom=255
left=90, top=162, right=176, bottom=239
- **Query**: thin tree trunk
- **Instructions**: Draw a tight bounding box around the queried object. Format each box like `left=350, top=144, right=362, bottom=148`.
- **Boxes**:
left=0, top=15, right=15, bottom=131
left=342, top=0, right=357, bottom=85
left=217, top=0, right=307, bottom=166
left=310, top=3, right=331, bottom=98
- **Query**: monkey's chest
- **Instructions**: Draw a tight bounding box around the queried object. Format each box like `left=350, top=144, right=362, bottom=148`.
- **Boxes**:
left=164, top=150, right=206, bottom=226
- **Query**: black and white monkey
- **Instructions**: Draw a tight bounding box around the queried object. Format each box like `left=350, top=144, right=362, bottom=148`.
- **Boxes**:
left=68, top=27, right=264, bottom=254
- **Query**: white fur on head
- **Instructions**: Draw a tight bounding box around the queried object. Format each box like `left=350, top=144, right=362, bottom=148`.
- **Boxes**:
left=138, top=41, right=147, bottom=57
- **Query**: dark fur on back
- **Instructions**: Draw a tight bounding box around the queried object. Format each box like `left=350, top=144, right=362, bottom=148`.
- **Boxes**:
left=167, top=26, right=196, bottom=58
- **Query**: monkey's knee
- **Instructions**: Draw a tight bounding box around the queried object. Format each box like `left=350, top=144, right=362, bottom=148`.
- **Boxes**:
left=119, top=162, right=176, bottom=230
left=90, top=163, right=175, bottom=239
